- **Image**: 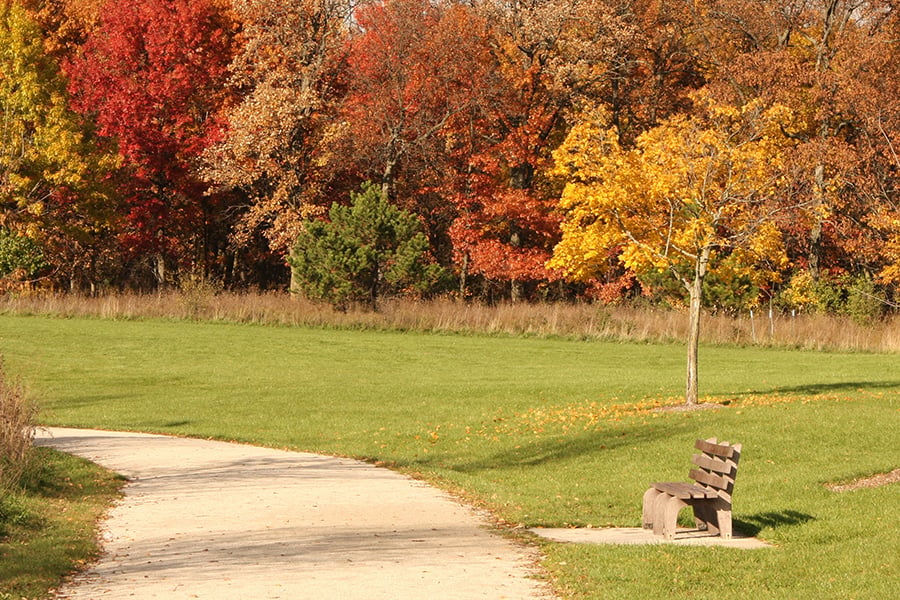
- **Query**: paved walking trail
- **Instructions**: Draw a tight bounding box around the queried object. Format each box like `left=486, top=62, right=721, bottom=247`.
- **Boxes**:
left=36, top=427, right=553, bottom=600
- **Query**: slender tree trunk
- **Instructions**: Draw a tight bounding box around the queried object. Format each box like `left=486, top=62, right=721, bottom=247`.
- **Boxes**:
left=685, top=247, right=711, bottom=406
left=382, top=143, right=398, bottom=202
left=289, top=263, right=300, bottom=298
left=511, top=280, right=522, bottom=302
left=685, top=281, right=702, bottom=406
left=459, top=251, right=469, bottom=298
left=808, top=2, right=844, bottom=280
left=510, top=230, right=522, bottom=302
left=155, top=253, right=167, bottom=288
left=89, top=252, right=97, bottom=296
left=809, top=164, right=826, bottom=280
left=369, top=263, right=380, bottom=311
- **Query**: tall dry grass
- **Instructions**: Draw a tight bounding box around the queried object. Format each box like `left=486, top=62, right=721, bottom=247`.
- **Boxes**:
left=0, top=364, right=37, bottom=494
left=2, top=290, right=899, bottom=352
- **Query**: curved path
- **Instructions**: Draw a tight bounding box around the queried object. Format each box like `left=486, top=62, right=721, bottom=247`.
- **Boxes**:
left=36, top=428, right=552, bottom=600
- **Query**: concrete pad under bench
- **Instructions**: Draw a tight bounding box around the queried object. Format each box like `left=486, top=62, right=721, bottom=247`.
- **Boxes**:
left=530, top=527, right=771, bottom=549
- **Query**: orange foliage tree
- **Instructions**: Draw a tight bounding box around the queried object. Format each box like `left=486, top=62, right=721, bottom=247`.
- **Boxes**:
left=692, top=0, right=900, bottom=292
left=203, top=0, right=354, bottom=287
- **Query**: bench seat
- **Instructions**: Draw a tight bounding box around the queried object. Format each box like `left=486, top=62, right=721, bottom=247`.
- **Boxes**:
left=650, top=482, right=721, bottom=500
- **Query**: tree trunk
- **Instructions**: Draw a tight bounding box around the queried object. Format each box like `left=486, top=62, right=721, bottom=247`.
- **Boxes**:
left=289, top=262, right=300, bottom=298
left=685, top=247, right=711, bottom=405
left=808, top=1, right=845, bottom=279
left=511, top=279, right=522, bottom=303
left=459, top=251, right=469, bottom=298
left=809, top=164, right=826, bottom=280
left=155, top=253, right=167, bottom=288
left=510, top=230, right=522, bottom=302
left=382, top=148, right=398, bottom=202
left=368, top=262, right=380, bottom=311
left=685, top=281, right=701, bottom=406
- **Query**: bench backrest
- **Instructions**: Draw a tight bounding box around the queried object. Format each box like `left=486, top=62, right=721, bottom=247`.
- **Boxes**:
left=689, top=438, right=741, bottom=501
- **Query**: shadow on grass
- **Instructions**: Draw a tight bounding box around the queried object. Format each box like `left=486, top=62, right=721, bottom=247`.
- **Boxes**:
left=21, top=447, right=126, bottom=501
left=735, top=510, right=815, bottom=536
left=747, top=380, right=900, bottom=396
left=423, top=422, right=693, bottom=474
left=44, top=394, right=129, bottom=409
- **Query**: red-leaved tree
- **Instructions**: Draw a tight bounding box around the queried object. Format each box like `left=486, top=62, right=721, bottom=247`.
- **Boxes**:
left=338, top=0, right=565, bottom=299
left=67, top=0, right=236, bottom=286
left=337, top=1, right=495, bottom=214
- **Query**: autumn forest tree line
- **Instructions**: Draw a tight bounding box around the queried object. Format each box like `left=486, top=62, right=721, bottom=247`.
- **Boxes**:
left=2, top=0, right=899, bottom=317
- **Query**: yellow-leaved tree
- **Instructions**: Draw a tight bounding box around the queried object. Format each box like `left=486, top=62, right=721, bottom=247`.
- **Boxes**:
left=0, top=1, right=116, bottom=289
left=550, top=93, right=795, bottom=405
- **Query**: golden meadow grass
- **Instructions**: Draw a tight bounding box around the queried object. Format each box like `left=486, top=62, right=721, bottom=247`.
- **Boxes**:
left=3, top=290, right=899, bottom=352
left=0, top=365, right=37, bottom=493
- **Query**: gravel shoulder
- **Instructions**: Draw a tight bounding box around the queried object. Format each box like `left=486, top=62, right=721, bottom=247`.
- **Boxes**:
left=36, top=427, right=553, bottom=600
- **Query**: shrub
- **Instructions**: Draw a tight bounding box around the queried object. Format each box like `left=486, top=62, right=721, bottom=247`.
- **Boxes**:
left=0, top=228, right=48, bottom=282
left=779, top=270, right=886, bottom=323
left=844, top=274, right=885, bottom=324
left=778, top=270, right=817, bottom=312
left=0, top=362, right=37, bottom=495
left=178, top=275, right=223, bottom=319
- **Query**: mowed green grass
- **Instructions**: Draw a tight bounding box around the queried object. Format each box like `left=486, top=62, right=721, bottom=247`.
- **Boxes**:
left=0, top=448, right=124, bottom=598
left=2, top=314, right=898, bottom=599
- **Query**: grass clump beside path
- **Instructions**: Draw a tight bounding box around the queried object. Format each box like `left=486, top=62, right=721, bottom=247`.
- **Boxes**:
left=0, top=314, right=898, bottom=599
left=0, top=448, right=123, bottom=598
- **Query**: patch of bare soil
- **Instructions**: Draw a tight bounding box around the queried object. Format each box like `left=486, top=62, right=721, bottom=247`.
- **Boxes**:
left=653, top=402, right=722, bottom=413
left=826, top=468, right=900, bottom=492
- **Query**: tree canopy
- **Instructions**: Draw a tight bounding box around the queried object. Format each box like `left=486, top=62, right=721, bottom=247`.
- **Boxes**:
left=66, top=0, right=236, bottom=285
left=1, top=0, right=116, bottom=288
left=0, top=0, right=894, bottom=315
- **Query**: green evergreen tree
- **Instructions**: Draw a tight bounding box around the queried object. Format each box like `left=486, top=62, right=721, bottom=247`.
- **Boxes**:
left=290, top=182, right=442, bottom=310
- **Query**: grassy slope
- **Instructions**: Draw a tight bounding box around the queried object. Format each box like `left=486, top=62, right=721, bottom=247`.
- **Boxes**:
left=0, top=448, right=123, bottom=598
left=1, top=314, right=897, bottom=599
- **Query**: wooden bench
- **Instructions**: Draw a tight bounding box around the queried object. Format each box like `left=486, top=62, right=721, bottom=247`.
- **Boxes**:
left=642, top=438, right=741, bottom=540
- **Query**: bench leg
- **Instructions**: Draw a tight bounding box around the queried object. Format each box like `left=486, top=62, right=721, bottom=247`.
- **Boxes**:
left=690, top=499, right=731, bottom=538
left=716, top=505, right=733, bottom=539
left=642, top=488, right=662, bottom=530
left=653, top=494, right=686, bottom=540
left=692, top=502, right=718, bottom=535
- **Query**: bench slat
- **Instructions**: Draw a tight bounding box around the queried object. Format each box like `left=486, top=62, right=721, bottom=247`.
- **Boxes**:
left=694, top=438, right=737, bottom=458
left=691, top=453, right=733, bottom=475
left=651, top=481, right=719, bottom=499
left=689, top=468, right=730, bottom=490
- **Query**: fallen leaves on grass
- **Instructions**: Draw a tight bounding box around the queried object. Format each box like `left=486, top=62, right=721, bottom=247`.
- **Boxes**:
left=411, top=392, right=855, bottom=446
left=482, top=393, right=851, bottom=438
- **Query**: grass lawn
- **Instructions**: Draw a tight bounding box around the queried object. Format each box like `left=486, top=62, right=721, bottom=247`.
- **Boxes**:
left=0, top=448, right=123, bottom=598
left=1, top=314, right=898, bottom=599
